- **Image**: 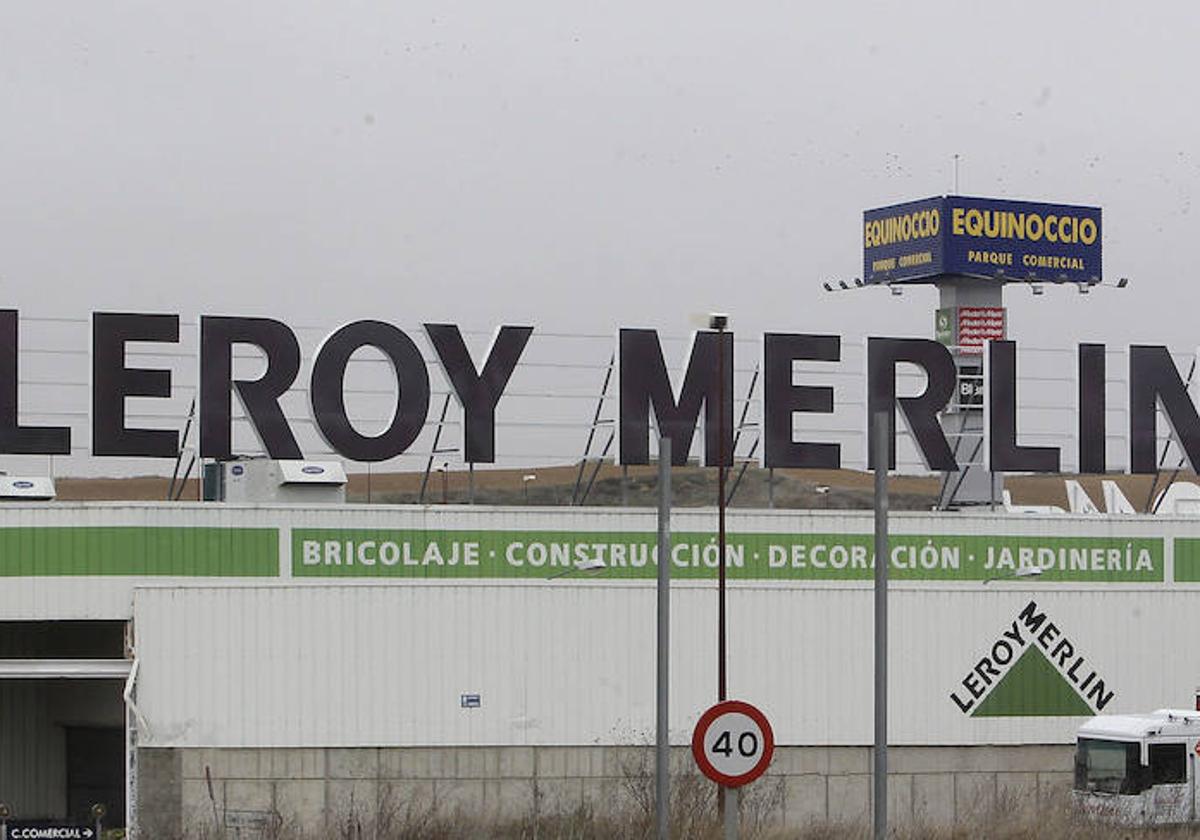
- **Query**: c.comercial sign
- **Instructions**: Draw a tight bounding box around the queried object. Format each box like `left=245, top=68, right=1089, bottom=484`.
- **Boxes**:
left=863, top=195, right=1101, bottom=285
left=0, top=310, right=1195, bottom=475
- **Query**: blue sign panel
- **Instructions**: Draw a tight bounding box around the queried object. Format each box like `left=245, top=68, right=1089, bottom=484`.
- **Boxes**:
left=864, top=196, right=1102, bottom=285
left=863, top=197, right=945, bottom=284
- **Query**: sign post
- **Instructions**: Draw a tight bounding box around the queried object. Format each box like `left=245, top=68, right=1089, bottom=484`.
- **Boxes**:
left=692, top=699, right=775, bottom=839
left=873, top=411, right=889, bottom=840
left=655, top=435, right=671, bottom=840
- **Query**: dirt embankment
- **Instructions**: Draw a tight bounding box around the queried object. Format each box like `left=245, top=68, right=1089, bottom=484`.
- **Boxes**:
left=49, top=465, right=1175, bottom=512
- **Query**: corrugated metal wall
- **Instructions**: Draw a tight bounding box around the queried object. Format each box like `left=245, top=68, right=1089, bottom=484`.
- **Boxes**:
left=133, top=583, right=1195, bottom=749
left=5, top=502, right=1200, bottom=750
left=0, top=681, right=66, bottom=818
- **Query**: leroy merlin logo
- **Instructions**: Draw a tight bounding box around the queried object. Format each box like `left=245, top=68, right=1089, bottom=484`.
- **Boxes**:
left=950, top=600, right=1114, bottom=717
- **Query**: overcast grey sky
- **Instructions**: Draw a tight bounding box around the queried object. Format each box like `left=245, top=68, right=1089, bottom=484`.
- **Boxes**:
left=2, top=2, right=1196, bottom=348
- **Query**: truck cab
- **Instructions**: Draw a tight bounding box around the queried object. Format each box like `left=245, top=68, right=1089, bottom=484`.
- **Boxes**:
left=1074, top=709, right=1200, bottom=824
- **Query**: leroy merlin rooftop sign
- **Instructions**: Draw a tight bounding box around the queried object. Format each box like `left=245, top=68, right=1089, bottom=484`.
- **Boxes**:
left=951, top=600, right=1113, bottom=718
left=1, top=310, right=1199, bottom=475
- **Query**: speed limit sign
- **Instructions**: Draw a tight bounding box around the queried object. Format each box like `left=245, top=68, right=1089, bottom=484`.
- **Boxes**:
left=691, top=699, right=775, bottom=787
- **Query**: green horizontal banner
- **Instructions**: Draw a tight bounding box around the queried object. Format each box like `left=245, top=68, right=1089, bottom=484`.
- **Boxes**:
left=1173, top=538, right=1200, bottom=582
left=292, top=529, right=1163, bottom=582
left=0, top=527, right=279, bottom=576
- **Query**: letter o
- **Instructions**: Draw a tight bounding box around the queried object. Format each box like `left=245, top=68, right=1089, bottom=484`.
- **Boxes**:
left=992, top=639, right=1013, bottom=666
left=1026, top=215, right=1044, bottom=241
left=310, top=321, right=431, bottom=462
left=527, top=543, right=547, bottom=566
left=829, top=545, right=849, bottom=569
left=380, top=542, right=401, bottom=566
left=1079, top=218, right=1097, bottom=245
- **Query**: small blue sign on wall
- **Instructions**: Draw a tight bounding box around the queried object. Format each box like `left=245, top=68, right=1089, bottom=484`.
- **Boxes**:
left=864, top=196, right=1101, bottom=285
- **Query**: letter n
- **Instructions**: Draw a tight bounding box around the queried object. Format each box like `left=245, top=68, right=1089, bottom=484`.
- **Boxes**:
left=1129, top=345, right=1200, bottom=473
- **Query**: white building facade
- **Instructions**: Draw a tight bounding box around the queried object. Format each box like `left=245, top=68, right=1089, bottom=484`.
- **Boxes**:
left=2, top=502, right=1198, bottom=834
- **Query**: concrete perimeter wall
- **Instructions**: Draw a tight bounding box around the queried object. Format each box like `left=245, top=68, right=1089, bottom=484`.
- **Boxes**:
left=138, top=744, right=1073, bottom=837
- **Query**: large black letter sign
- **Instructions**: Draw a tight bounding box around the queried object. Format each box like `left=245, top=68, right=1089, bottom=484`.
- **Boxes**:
left=200, top=316, right=302, bottom=459
left=425, top=324, right=532, bottom=463
left=762, top=333, right=840, bottom=469
left=987, top=340, right=1061, bottom=472
left=1129, top=345, right=1200, bottom=473
left=619, top=329, right=733, bottom=466
left=866, top=337, right=956, bottom=470
left=0, top=310, right=70, bottom=454
left=1077, top=343, right=1107, bottom=474
left=311, top=321, right=430, bottom=462
left=92, top=312, right=180, bottom=457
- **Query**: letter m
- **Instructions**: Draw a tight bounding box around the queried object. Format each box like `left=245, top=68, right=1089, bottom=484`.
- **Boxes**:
left=1017, top=600, right=1047, bottom=634
left=618, top=328, right=732, bottom=466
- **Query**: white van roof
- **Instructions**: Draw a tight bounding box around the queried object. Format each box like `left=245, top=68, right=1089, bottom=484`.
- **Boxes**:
left=1079, top=709, right=1200, bottom=740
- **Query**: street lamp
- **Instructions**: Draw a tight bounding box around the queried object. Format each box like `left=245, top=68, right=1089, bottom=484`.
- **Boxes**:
left=709, top=312, right=730, bottom=705
left=984, top=566, right=1044, bottom=585
left=523, top=473, right=537, bottom=504
left=546, top=556, right=607, bottom=580
left=815, top=485, right=830, bottom=509
left=709, top=312, right=733, bottom=834
left=437, top=462, right=449, bottom=504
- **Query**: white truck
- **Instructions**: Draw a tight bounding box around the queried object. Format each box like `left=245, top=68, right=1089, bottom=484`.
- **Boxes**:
left=1074, top=709, right=1200, bottom=824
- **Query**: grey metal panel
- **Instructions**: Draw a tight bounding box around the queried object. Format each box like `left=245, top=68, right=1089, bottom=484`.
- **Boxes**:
left=131, top=582, right=1196, bottom=750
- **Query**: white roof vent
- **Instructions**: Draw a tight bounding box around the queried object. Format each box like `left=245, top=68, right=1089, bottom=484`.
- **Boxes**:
left=278, top=461, right=347, bottom=485
left=1152, top=482, right=1200, bottom=516
left=0, top=476, right=56, bottom=500
left=222, top=460, right=347, bottom=504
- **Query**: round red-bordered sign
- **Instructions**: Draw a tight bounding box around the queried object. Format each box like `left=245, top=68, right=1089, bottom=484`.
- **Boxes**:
left=691, top=700, right=775, bottom=788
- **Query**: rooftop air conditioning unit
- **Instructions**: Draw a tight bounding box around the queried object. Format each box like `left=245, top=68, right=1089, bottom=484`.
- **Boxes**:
left=0, top=476, right=56, bottom=501
left=221, top=459, right=347, bottom=504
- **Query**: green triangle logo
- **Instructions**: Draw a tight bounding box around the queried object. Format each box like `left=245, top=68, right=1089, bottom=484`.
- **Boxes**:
left=972, top=646, right=1094, bottom=717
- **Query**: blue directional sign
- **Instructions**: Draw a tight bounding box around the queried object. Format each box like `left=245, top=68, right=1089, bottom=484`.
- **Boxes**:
left=3, top=823, right=96, bottom=839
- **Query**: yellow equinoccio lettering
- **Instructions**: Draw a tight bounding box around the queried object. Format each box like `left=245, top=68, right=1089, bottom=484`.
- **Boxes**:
left=1027, top=215, right=1043, bottom=240
left=865, top=208, right=940, bottom=247
left=947, top=206, right=1098, bottom=247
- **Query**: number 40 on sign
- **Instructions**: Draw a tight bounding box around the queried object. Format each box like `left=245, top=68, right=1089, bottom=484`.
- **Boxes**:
left=691, top=700, right=775, bottom=788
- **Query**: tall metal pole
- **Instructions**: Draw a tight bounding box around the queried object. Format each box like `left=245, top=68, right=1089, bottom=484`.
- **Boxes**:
left=872, top=411, right=890, bottom=840
left=716, top=322, right=735, bottom=838
left=655, top=436, right=672, bottom=840
left=717, top=325, right=727, bottom=703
